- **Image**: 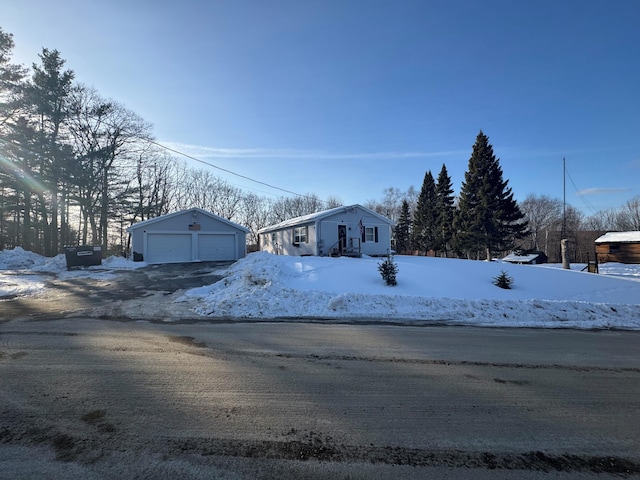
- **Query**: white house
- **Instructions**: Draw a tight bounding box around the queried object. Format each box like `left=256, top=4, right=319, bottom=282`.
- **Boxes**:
left=127, top=208, right=249, bottom=264
left=258, top=204, right=394, bottom=257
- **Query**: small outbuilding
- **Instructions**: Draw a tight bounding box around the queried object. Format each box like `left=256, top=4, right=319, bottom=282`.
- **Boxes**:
left=594, top=231, right=640, bottom=264
left=258, top=204, right=394, bottom=257
left=127, top=208, right=249, bottom=264
left=502, top=250, right=548, bottom=265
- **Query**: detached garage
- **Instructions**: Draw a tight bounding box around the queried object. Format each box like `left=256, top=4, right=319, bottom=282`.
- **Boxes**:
left=127, top=208, right=249, bottom=264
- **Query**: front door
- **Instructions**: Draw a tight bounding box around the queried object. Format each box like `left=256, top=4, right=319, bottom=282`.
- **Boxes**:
left=338, top=225, right=347, bottom=253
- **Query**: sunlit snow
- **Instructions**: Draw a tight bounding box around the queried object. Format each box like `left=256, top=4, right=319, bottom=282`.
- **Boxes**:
left=1, top=247, right=639, bottom=329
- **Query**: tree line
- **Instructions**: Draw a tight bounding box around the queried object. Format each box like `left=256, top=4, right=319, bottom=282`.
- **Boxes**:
left=0, top=28, right=340, bottom=255
left=2, top=27, right=637, bottom=262
left=389, top=131, right=528, bottom=260
left=365, top=130, right=640, bottom=263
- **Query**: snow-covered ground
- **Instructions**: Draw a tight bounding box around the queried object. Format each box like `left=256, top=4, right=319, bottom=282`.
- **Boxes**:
left=2, top=247, right=640, bottom=329
left=0, top=247, right=145, bottom=298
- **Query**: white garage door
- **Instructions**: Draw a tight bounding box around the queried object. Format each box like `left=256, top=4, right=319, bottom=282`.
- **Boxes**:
left=146, top=233, right=193, bottom=263
left=198, top=234, right=236, bottom=261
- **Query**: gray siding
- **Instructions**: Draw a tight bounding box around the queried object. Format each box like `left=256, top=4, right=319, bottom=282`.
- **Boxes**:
left=128, top=209, right=247, bottom=262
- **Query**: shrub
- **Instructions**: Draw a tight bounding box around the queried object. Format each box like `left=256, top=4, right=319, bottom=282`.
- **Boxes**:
left=378, top=253, right=398, bottom=286
left=493, top=270, right=514, bottom=289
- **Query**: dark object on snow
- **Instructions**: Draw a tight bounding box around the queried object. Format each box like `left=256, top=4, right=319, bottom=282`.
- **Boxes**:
left=503, top=250, right=548, bottom=265
left=493, top=270, right=514, bottom=289
left=64, top=245, right=102, bottom=270
left=378, top=253, right=398, bottom=286
left=133, top=251, right=144, bottom=262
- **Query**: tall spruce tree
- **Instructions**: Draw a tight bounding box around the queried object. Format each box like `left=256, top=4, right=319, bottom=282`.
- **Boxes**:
left=412, top=170, right=437, bottom=255
left=394, top=199, right=412, bottom=254
left=434, top=164, right=455, bottom=257
left=455, top=131, right=527, bottom=260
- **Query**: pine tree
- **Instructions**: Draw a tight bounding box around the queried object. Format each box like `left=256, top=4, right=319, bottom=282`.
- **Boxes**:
left=394, top=199, right=412, bottom=254
left=25, top=48, right=75, bottom=255
left=412, top=171, right=437, bottom=255
left=455, top=131, right=527, bottom=260
left=434, top=164, right=455, bottom=257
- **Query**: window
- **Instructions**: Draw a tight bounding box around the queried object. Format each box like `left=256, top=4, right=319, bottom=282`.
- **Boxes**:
left=365, top=227, right=375, bottom=242
left=363, top=226, right=378, bottom=243
left=293, top=226, right=308, bottom=244
left=271, top=233, right=276, bottom=244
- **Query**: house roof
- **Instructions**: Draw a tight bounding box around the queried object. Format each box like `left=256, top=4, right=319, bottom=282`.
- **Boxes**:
left=126, top=208, right=250, bottom=233
left=258, top=204, right=394, bottom=234
left=594, top=231, right=640, bottom=244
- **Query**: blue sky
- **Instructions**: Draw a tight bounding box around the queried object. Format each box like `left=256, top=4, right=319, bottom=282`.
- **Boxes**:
left=3, top=0, right=639, bottom=214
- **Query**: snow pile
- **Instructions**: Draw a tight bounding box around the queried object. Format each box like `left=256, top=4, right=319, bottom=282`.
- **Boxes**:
left=0, top=247, right=57, bottom=298
left=0, top=247, right=63, bottom=272
left=2, top=247, right=640, bottom=329
left=183, top=252, right=640, bottom=329
left=0, top=247, right=146, bottom=298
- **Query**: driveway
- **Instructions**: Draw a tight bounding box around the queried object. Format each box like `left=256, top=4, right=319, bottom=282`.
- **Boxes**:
left=0, top=261, right=232, bottom=322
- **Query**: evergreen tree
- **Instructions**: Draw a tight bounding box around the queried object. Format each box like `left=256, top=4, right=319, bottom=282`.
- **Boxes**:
left=434, top=163, right=455, bottom=257
left=0, top=28, right=26, bottom=127
left=455, top=131, right=527, bottom=260
left=412, top=170, right=437, bottom=255
left=25, top=48, right=75, bottom=255
left=394, top=199, right=412, bottom=254
left=0, top=28, right=27, bottom=250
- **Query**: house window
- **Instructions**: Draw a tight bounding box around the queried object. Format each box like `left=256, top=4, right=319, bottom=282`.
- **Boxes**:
left=271, top=233, right=276, bottom=244
left=293, top=226, right=308, bottom=244
left=365, top=227, right=375, bottom=242
left=363, top=226, right=379, bottom=243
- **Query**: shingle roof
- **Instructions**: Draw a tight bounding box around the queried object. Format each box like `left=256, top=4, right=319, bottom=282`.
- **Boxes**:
left=257, top=204, right=393, bottom=234
left=126, top=208, right=250, bottom=233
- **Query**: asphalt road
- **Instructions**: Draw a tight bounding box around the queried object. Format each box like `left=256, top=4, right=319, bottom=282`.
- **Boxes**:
left=1, top=319, right=638, bottom=479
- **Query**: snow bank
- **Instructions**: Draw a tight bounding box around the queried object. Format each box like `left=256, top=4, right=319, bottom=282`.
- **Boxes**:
left=182, top=252, right=640, bottom=329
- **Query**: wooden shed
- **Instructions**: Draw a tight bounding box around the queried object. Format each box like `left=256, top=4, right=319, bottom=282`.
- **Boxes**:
left=594, top=231, right=640, bottom=264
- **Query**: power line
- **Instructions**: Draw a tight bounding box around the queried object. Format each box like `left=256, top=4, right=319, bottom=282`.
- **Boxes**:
left=564, top=165, right=598, bottom=216
left=2, top=127, right=331, bottom=204
left=146, top=138, right=329, bottom=204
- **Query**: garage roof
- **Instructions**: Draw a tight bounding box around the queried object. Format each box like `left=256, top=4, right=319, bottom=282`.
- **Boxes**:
left=126, top=208, right=250, bottom=233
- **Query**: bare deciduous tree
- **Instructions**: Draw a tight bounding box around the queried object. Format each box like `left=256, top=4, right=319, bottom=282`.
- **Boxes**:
left=519, top=194, right=563, bottom=251
left=616, top=196, right=640, bottom=231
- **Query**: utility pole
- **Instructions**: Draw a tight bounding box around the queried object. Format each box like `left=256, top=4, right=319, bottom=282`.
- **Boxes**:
left=562, top=157, right=566, bottom=239
left=561, top=157, right=570, bottom=269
